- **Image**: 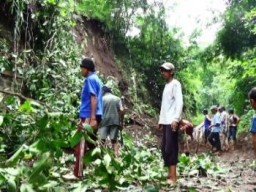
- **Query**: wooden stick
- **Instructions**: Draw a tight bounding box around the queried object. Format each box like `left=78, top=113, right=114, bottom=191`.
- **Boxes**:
left=0, top=72, right=22, bottom=79
left=185, top=132, right=190, bottom=152
left=0, top=89, right=32, bottom=101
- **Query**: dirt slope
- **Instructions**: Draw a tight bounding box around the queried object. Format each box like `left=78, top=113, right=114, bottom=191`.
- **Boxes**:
left=75, top=18, right=123, bottom=81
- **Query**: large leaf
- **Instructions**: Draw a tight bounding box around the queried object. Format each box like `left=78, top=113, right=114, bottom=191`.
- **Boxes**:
left=70, top=131, right=82, bottom=147
left=0, top=115, right=3, bottom=126
left=18, top=101, right=35, bottom=113
left=36, top=115, right=49, bottom=130
left=83, top=123, right=94, bottom=134
left=103, top=153, right=112, bottom=170
left=92, top=147, right=101, bottom=156
left=39, top=181, right=58, bottom=190
left=84, top=133, right=96, bottom=145
left=144, top=185, right=159, bottom=192
left=0, top=93, right=3, bottom=103
left=29, top=152, right=51, bottom=182
left=20, top=183, right=35, bottom=192
left=7, top=179, right=16, bottom=192
left=6, top=145, right=25, bottom=166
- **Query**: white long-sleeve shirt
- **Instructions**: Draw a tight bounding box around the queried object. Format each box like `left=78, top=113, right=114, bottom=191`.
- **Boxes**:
left=159, top=79, right=183, bottom=125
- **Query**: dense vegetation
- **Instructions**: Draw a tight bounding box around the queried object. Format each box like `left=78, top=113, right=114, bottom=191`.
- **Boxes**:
left=0, top=0, right=255, bottom=191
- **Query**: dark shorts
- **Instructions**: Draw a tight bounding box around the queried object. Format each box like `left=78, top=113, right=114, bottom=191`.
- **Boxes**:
left=161, top=125, right=179, bottom=166
left=99, top=125, right=119, bottom=140
left=250, top=116, right=256, bottom=133
left=208, top=132, right=221, bottom=150
left=228, top=126, right=237, bottom=141
left=204, top=128, right=211, bottom=143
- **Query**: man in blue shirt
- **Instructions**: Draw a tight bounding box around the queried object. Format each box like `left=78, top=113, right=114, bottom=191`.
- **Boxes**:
left=74, top=58, right=103, bottom=178
left=208, top=106, right=222, bottom=152
left=249, top=87, right=256, bottom=156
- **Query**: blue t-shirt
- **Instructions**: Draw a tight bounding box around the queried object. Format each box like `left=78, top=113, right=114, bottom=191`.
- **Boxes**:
left=212, top=113, right=222, bottom=133
left=250, top=114, right=256, bottom=133
left=204, top=116, right=211, bottom=130
left=79, top=72, right=103, bottom=118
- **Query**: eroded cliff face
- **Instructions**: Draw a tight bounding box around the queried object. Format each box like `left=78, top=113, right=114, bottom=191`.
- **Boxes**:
left=0, top=6, right=127, bottom=95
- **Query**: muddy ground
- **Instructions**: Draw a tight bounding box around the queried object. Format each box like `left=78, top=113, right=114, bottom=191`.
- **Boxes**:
left=125, top=120, right=256, bottom=192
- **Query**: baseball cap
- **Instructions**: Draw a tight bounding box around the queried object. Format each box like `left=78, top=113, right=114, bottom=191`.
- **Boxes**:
left=80, top=58, right=95, bottom=71
left=160, top=62, right=175, bottom=71
left=210, top=105, right=218, bottom=111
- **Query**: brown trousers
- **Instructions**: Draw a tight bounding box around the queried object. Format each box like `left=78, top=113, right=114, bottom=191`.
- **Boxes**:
left=73, top=117, right=100, bottom=178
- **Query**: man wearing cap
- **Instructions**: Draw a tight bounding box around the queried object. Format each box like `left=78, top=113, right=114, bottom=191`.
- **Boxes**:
left=158, top=62, right=183, bottom=184
left=74, top=57, right=103, bottom=178
left=208, top=106, right=222, bottom=152
left=99, top=85, right=124, bottom=157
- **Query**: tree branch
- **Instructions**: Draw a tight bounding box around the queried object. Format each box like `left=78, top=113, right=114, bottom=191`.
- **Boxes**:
left=0, top=89, right=37, bottom=103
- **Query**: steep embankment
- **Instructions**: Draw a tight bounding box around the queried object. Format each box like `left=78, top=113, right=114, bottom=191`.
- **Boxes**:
left=0, top=19, right=125, bottom=91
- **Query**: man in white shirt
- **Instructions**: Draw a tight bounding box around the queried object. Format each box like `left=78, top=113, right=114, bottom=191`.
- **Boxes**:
left=208, top=106, right=222, bottom=152
left=158, top=62, right=183, bottom=184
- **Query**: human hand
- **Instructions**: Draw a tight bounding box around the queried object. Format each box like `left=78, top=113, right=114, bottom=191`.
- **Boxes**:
left=158, top=124, right=163, bottom=130
left=171, top=121, right=179, bottom=132
left=90, top=119, right=97, bottom=129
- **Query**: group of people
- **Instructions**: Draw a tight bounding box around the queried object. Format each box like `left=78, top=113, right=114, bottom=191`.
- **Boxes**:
left=203, top=106, right=240, bottom=152
left=157, top=62, right=256, bottom=185
left=70, top=58, right=256, bottom=186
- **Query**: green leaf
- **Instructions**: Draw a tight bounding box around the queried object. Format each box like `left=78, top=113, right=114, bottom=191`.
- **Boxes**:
left=47, top=112, right=63, bottom=117
left=103, top=154, right=111, bottom=167
left=189, top=169, right=199, bottom=176
left=6, top=145, right=25, bottom=166
left=0, top=115, right=3, bottom=126
left=36, top=115, right=48, bottom=130
left=29, top=152, right=51, bottom=182
left=0, top=172, right=6, bottom=183
left=138, top=175, right=150, bottom=181
left=84, top=133, right=96, bottom=145
left=92, top=147, right=101, bottom=156
left=20, top=183, right=35, bottom=192
left=7, top=179, right=16, bottom=192
left=0, top=93, right=3, bottom=103
left=23, top=49, right=32, bottom=53
left=4, top=168, right=19, bottom=176
left=18, top=101, right=34, bottom=113
left=144, top=185, right=159, bottom=192
left=40, top=181, right=58, bottom=190
left=70, top=131, right=82, bottom=147
left=83, top=150, right=97, bottom=164
left=83, top=123, right=94, bottom=134
left=28, top=140, right=42, bottom=154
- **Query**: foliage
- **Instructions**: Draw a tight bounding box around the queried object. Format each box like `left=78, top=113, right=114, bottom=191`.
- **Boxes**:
left=178, top=153, right=223, bottom=177
left=1, top=0, right=256, bottom=190
left=0, top=98, right=226, bottom=191
left=189, top=0, right=256, bottom=118
left=238, top=109, right=255, bottom=133
left=217, top=0, right=256, bottom=58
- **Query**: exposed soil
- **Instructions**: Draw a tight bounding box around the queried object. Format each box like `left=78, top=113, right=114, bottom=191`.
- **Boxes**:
left=74, top=18, right=124, bottom=81
left=126, top=119, right=256, bottom=192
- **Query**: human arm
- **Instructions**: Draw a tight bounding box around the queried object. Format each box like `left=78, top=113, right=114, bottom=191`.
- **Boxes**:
left=119, top=99, right=124, bottom=130
left=172, top=82, right=183, bottom=129
left=86, top=78, right=99, bottom=129
left=235, top=115, right=240, bottom=126
left=90, top=94, right=97, bottom=129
